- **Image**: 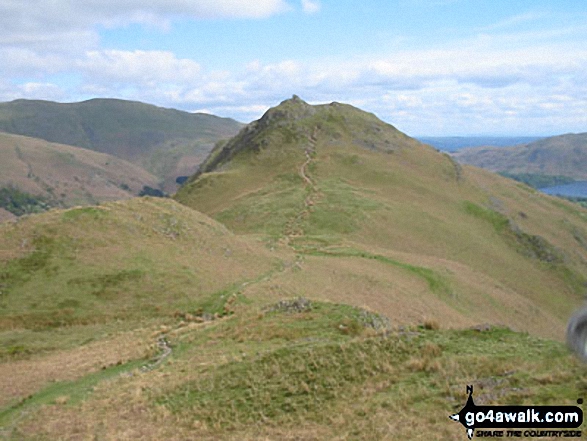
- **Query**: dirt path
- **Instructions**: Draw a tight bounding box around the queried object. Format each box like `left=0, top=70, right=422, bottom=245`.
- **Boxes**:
left=299, top=149, right=315, bottom=188
left=284, top=131, right=320, bottom=241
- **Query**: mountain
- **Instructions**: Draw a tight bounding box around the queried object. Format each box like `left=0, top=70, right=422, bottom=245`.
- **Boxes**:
left=0, top=99, right=243, bottom=191
left=2, top=96, right=587, bottom=440
left=453, top=133, right=587, bottom=180
left=0, top=131, right=160, bottom=213
left=176, top=96, right=587, bottom=339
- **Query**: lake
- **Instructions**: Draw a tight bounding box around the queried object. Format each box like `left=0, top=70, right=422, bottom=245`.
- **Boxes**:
left=541, top=181, right=587, bottom=198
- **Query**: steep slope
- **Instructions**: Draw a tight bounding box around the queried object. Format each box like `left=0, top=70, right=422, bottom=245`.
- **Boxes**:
left=0, top=99, right=243, bottom=191
left=453, top=132, right=587, bottom=180
left=176, top=96, right=587, bottom=340
left=0, top=132, right=160, bottom=211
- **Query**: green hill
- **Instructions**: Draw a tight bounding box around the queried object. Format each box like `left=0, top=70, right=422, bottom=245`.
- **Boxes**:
left=176, top=96, right=587, bottom=340
left=1, top=97, right=587, bottom=440
left=0, top=132, right=160, bottom=213
left=453, top=133, right=587, bottom=181
left=0, top=99, right=243, bottom=191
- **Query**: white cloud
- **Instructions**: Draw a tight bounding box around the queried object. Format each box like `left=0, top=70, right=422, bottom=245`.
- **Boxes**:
left=0, top=5, right=585, bottom=136
left=0, top=48, right=66, bottom=77
left=79, top=50, right=202, bottom=85
left=301, top=0, right=321, bottom=14
left=0, top=0, right=291, bottom=51
left=0, top=81, right=66, bottom=103
left=61, top=40, right=585, bottom=134
left=19, top=82, right=66, bottom=100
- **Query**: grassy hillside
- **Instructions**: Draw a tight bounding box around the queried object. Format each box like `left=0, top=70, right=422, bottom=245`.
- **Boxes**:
left=0, top=196, right=293, bottom=437
left=1, top=97, right=586, bottom=439
left=2, top=302, right=586, bottom=440
left=176, top=96, right=587, bottom=341
left=0, top=99, right=243, bottom=190
left=453, top=133, right=587, bottom=180
left=0, top=132, right=160, bottom=211
left=0, top=197, right=279, bottom=332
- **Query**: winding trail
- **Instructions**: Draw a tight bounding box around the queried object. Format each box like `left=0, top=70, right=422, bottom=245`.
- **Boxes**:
left=284, top=130, right=320, bottom=241
left=299, top=149, right=315, bottom=188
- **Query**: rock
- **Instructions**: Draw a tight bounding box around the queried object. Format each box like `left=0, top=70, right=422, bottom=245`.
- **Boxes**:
left=267, top=297, right=312, bottom=314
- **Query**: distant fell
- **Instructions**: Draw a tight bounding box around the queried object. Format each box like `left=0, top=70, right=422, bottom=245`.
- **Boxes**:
left=0, top=98, right=243, bottom=191
left=0, top=131, right=159, bottom=213
left=453, top=132, right=587, bottom=180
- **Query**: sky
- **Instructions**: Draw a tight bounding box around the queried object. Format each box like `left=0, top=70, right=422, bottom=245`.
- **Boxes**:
left=1, top=0, right=586, bottom=136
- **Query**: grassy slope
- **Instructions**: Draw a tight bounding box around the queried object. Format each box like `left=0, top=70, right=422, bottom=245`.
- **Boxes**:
left=0, top=132, right=160, bottom=208
left=0, top=99, right=243, bottom=190
left=0, top=195, right=320, bottom=439
left=3, top=303, right=585, bottom=440
left=0, top=197, right=280, bottom=331
left=2, top=98, right=587, bottom=440
left=176, top=98, right=587, bottom=341
left=453, top=133, right=587, bottom=180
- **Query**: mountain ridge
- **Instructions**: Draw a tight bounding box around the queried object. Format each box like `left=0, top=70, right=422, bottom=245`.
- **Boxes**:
left=176, top=96, right=587, bottom=340
left=0, top=131, right=160, bottom=213
left=453, top=132, right=587, bottom=180
left=0, top=98, right=243, bottom=191
left=190, top=95, right=418, bottom=181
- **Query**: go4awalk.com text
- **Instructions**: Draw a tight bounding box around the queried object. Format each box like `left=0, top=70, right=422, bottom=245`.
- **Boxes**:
left=450, top=386, right=583, bottom=439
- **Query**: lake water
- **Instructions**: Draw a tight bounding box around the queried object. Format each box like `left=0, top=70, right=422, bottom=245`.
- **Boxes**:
left=541, top=181, right=587, bottom=198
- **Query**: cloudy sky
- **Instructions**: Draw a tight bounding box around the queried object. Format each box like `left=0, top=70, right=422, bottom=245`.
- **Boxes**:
left=2, top=0, right=586, bottom=136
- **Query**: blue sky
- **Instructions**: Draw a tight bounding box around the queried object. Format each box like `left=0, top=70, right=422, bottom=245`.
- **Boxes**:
left=1, top=0, right=586, bottom=136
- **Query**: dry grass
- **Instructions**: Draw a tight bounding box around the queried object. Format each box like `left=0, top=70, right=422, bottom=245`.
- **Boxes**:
left=5, top=311, right=584, bottom=441
left=0, top=132, right=160, bottom=207
left=0, top=328, right=151, bottom=408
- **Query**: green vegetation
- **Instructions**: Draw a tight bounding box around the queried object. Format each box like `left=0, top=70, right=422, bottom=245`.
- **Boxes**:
left=463, top=201, right=509, bottom=233
left=0, top=197, right=278, bottom=332
left=156, top=305, right=585, bottom=438
left=0, top=186, right=50, bottom=216
left=4, top=300, right=584, bottom=440
left=499, top=172, right=576, bottom=189
left=178, top=96, right=587, bottom=339
left=303, top=247, right=451, bottom=296
left=463, top=201, right=565, bottom=264
left=561, top=196, right=587, bottom=209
